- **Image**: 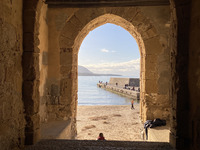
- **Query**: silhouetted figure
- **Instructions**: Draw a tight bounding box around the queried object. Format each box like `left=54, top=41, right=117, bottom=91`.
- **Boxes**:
left=131, top=99, right=134, bottom=109
left=97, top=133, right=105, bottom=140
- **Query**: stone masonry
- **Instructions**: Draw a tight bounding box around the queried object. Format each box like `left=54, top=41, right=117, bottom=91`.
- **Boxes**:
left=1, top=0, right=200, bottom=150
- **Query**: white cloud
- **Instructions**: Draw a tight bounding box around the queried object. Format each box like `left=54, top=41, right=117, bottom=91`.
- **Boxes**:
left=83, top=58, right=140, bottom=77
left=101, top=48, right=109, bottom=53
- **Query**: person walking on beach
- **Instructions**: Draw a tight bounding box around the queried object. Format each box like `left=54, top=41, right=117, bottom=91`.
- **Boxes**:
left=97, top=133, right=105, bottom=140
left=131, top=99, right=134, bottom=109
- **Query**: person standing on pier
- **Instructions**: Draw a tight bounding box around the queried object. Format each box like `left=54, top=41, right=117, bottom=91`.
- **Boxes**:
left=131, top=99, right=134, bottom=109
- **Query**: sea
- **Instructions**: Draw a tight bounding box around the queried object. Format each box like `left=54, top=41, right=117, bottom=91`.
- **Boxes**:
left=78, top=76, right=139, bottom=106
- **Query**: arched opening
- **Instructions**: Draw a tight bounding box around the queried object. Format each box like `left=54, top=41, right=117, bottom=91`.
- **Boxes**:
left=22, top=2, right=174, bottom=148
left=59, top=10, right=171, bottom=142
left=77, top=23, right=141, bottom=140
left=3, top=0, right=200, bottom=149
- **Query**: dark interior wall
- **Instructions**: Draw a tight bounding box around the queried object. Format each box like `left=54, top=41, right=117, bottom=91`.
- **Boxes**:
left=167, top=0, right=200, bottom=149
left=175, top=0, right=191, bottom=148
left=189, top=0, right=200, bottom=149
left=0, top=0, right=25, bottom=149
left=170, top=0, right=192, bottom=149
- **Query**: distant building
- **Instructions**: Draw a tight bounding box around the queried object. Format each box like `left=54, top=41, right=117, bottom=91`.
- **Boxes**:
left=109, top=78, right=139, bottom=87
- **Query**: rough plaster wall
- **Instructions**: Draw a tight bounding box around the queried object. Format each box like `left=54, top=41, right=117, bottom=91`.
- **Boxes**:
left=0, top=0, right=25, bottom=149
left=189, top=0, right=200, bottom=149
left=38, top=4, right=48, bottom=124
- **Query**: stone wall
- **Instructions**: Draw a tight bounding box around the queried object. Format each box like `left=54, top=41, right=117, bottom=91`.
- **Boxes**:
left=46, top=8, right=78, bottom=123
left=109, top=78, right=140, bottom=87
left=0, top=0, right=200, bottom=149
left=188, top=0, right=200, bottom=149
left=46, top=6, right=171, bottom=134
left=169, top=0, right=191, bottom=149
left=0, top=0, right=25, bottom=149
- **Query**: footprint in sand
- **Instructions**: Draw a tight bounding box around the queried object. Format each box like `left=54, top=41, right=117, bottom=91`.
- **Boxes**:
left=112, top=114, right=122, bottom=117
left=89, top=116, right=108, bottom=121
left=132, top=122, right=138, bottom=125
left=82, top=125, right=96, bottom=131
left=103, top=121, right=109, bottom=124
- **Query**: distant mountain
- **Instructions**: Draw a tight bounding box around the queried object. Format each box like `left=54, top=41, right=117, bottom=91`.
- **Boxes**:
left=78, top=65, right=121, bottom=76
left=78, top=65, right=94, bottom=75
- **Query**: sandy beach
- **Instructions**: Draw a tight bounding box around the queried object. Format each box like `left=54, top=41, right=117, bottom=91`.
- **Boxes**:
left=76, top=104, right=143, bottom=141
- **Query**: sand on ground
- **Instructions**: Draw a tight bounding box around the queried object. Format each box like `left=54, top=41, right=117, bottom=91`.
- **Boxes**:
left=76, top=105, right=143, bottom=141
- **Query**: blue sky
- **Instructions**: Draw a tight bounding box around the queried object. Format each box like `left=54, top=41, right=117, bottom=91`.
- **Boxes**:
left=78, top=23, right=140, bottom=77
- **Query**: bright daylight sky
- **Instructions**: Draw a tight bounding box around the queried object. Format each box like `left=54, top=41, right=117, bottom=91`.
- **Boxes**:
left=78, top=23, right=140, bottom=77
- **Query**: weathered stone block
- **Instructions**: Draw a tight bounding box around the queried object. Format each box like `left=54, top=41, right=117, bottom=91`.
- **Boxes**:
left=59, top=35, right=74, bottom=48
left=122, top=7, right=138, bottom=22
left=144, top=36, right=163, bottom=54
left=141, top=27, right=157, bottom=40
left=60, top=78, right=72, bottom=96
left=54, top=13, right=69, bottom=31
left=152, top=109, right=165, bottom=119
left=74, top=8, right=98, bottom=27
left=144, top=71, right=158, bottom=80
left=145, top=54, right=158, bottom=63
left=69, top=15, right=84, bottom=30
left=50, top=84, right=59, bottom=96
left=47, top=96, right=59, bottom=105
left=158, top=72, right=170, bottom=94
left=59, top=96, right=71, bottom=105
left=60, top=51, right=73, bottom=66
left=130, top=12, right=145, bottom=27
left=145, top=61, right=157, bottom=74
left=60, top=66, right=71, bottom=77
left=145, top=79, right=158, bottom=93
left=112, top=7, right=127, bottom=17
left=61, top=22, right=79, bottom=40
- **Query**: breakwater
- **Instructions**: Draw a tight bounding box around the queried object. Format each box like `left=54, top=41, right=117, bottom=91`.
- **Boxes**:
left=97, top=83, right=140, bottom=100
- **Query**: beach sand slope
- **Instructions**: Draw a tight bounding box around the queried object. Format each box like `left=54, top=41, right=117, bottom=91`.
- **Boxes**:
left=76, top=105, right=143, bottom=141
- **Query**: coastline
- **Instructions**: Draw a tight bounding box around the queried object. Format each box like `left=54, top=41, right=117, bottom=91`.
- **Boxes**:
left=76, top=105, right=143, bottom=141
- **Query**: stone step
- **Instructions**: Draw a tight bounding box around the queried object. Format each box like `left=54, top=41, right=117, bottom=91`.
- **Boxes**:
left=26, top=139, right=175, bottom=150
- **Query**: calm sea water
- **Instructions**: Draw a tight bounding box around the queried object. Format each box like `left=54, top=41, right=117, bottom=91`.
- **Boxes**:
left=78, top=76, right=139, bottom=105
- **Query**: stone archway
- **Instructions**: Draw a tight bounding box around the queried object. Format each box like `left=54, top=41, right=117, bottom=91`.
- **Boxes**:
left=22, top=2, right=172, bottom=145
left=3, top=0, right=200, bottom=149
left=54, top=6, right=171, bottom=134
